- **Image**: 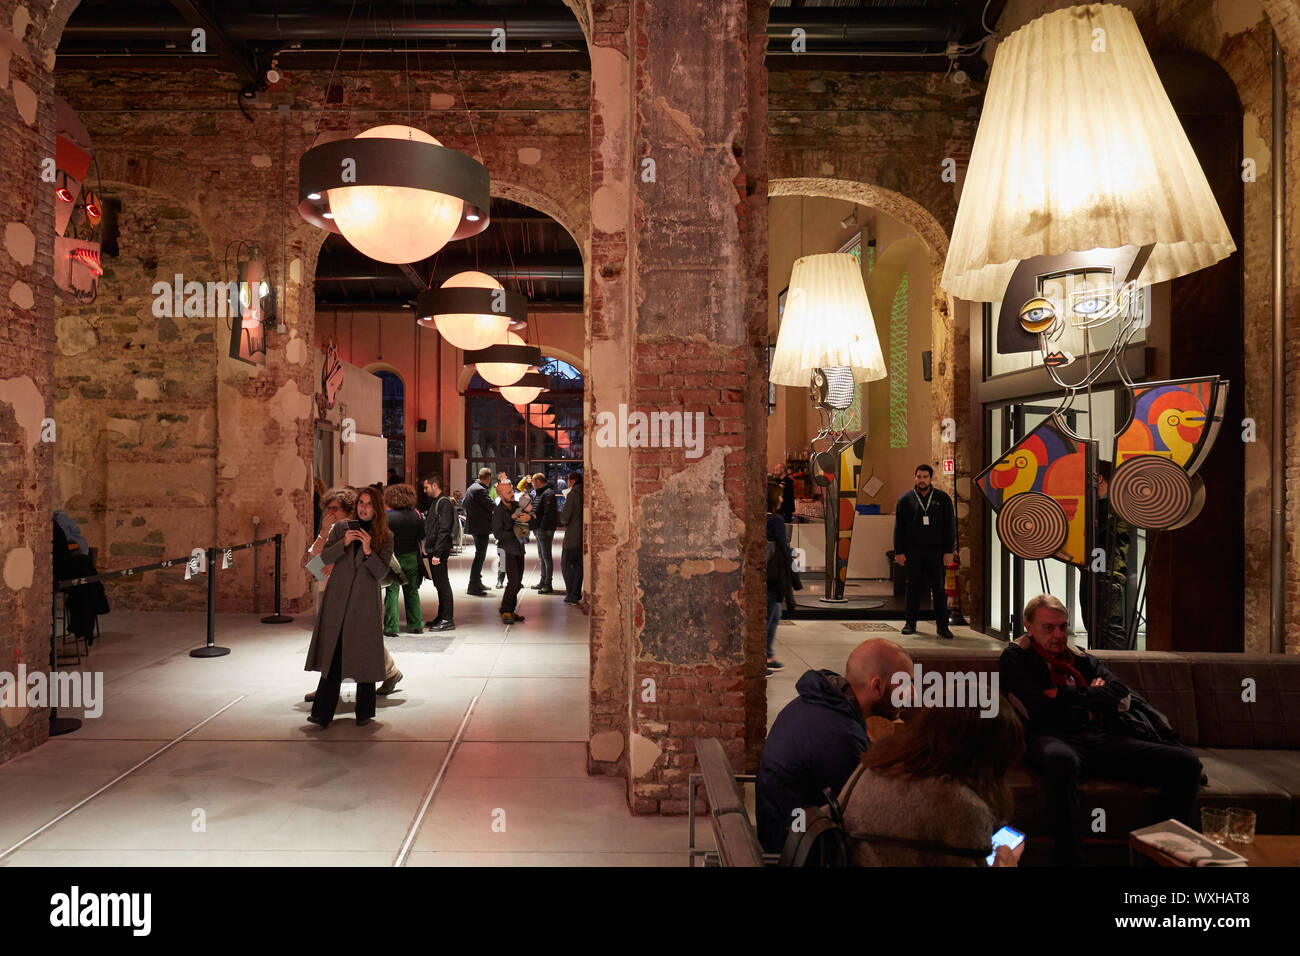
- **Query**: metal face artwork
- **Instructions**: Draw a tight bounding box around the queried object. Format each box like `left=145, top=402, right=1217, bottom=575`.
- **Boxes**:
left=978, top=247, right=1229, bottom=647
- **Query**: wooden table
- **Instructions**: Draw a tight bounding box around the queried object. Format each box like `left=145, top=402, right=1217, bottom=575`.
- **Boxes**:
left=1130, top=832, right=1300, bottom=867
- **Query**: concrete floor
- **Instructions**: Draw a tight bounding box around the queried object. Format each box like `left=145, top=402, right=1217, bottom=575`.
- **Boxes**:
left=1, top=537, right=1000, bottom=867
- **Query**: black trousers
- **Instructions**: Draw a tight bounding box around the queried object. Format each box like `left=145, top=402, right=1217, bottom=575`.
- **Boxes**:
left=430, top=552, right=454, bottom=623
left=468, top=533, right=490, bottom=590
left=561, top=548, right=583, bottom=601
left=1026, top=732, right=1203, bottom=865
left=535, top=530, right=555, bottom=587
left=904, top=549, right=948, bottom=627
left=311, top=633, right=376, bottom=725
left=1080, top=571, right=1130, bottom=650
left=499, top=551, right=524, bottom=614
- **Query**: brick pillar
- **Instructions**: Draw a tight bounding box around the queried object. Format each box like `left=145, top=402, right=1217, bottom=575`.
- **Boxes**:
left=584, top=0, right=768, bottom=810
left=0, top=0, right=80, bottom=763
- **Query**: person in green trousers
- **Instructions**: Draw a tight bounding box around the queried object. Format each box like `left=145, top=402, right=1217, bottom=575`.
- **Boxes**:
left=382, top=483, right=424, bottom=635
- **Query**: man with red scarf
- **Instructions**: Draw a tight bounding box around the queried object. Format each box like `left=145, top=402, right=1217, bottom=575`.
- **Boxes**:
left=999, top=594, right=1202, bottom=865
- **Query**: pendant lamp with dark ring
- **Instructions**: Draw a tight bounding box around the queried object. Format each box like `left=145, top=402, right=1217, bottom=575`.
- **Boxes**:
left=298, top=124, right=490, bottom=264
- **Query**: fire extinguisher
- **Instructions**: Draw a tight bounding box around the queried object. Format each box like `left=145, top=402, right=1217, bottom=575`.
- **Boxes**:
left=945, top=553, right=968, bottom=626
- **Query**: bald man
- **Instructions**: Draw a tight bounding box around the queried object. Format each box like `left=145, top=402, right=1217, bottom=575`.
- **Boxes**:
left=756, top=639, right=914, bottom=854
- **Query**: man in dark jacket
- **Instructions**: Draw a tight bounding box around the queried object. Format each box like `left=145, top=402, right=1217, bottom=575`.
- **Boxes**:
left=530, top=472, right=559, bottom=593
left=1000, top=594, right=1203, bottom=865
left=421, top=474, right=456, bottom=631
left=560, top=471, right=584, bottom=605
left=462, top=467, right=496, bottom=597
left=893, top=463, right=955, bottom=639
left=756, top=638, right=913, bottom=853
left=492, top=478, right=529, bottom=624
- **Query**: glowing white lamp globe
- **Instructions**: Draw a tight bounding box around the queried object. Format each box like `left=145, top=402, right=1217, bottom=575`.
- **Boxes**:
left=499, top=367, right=544, bottom=404
left=327, top=125, right=463, bottom=264
left=477, top=330, right=529, bottom=386
left=434, top=271, right=510, bottom=350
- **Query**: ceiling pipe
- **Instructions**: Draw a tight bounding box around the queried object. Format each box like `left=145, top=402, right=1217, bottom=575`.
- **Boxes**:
left=62, top=4, right=972, bottom=55
left=766, top=7, right=965, bottom=46
left=60, top=5, right=586, bottom=42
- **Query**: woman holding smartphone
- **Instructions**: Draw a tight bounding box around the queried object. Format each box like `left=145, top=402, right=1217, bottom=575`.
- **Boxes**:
left=304, top=484, right=394, bottom=727
left=838, top=701, right=1026, bottom=866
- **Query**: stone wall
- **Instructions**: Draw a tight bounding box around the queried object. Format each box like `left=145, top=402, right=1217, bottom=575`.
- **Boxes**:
left=49, top=65, right=592, bottom=617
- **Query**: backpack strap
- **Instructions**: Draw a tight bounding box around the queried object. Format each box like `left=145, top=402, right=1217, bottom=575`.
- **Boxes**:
left=777, top=810, right=850, bottom=868
left=843, top=830, right=992, bottom=862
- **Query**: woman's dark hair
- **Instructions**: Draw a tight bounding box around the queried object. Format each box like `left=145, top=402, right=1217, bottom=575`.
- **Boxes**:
left=384, top=483, right=417, bottom=510
left=861, top=699, right=1025, bottom=821
left=766, top=482, right=783, bottom=513
left=356, top=484, right=392, bottom=551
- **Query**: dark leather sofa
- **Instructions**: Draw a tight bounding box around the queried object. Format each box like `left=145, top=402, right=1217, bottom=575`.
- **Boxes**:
left=908, top=648, right=1300, bottom=863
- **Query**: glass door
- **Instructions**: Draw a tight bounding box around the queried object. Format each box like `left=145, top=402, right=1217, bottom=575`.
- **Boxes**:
left=982, top=387, right=1145, bottom=647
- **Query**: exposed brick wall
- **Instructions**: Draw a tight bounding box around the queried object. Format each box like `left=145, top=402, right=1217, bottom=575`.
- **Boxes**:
left=0, top=0, right=81, bottom=765
left=623, top=0, right=767, bottom=813
left=585, top=0, right=634, bottom=782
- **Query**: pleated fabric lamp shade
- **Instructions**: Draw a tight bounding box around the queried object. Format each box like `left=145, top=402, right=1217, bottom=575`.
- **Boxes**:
left=941, top=3, right=1235, bottom=302
left=769, top=253, right=887, bottom=387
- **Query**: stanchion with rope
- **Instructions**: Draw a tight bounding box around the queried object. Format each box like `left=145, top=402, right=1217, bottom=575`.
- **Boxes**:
left=190, top=546, right=231, bottom=658
left=261, top=532, right=293, bottom=624
left=48, top=586, right=82, bottom=737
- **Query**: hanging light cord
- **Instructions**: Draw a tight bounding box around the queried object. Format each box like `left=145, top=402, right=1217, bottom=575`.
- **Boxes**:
left=311, top=0, right=360, bottom=140
left=450, top=50, right=533, bottom=352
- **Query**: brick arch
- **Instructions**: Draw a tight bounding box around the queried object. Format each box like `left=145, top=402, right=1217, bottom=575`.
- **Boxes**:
left=768, top=176, right=973, bottom=608
left=489, top=179, right=588, bottom=268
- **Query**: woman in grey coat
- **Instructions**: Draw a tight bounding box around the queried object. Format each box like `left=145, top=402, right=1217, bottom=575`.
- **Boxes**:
left=305, top=484, right=394, bottom=727
left=839, top=701, right=1026, bottom=866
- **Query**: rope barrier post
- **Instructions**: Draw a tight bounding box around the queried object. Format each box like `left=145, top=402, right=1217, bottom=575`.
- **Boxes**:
left=261, top=532, right=293, bottom=624
left=49, top=584, right=81, bottom=737
left=190, top=546, right=231, bottom=658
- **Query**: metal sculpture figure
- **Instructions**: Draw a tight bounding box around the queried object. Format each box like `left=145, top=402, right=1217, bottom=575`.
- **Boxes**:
left=976, top=245, right=1228, bottom=648
left=808, top=367, right=866, bottom=602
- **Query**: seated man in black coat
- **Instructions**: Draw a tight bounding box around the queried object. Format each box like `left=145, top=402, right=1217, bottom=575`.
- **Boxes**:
left=756, top=638, right=913, bottom=853
left=1000, top=594, right=1203, bottom=865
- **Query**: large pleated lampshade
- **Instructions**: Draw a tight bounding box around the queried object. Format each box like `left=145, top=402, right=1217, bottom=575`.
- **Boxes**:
left=769, top=253, right=887, bottom=387
left=941, top=3, right=1235, bottom=302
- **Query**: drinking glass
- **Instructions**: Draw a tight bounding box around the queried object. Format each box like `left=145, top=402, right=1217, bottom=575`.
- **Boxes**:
left=1227, top=807, right=1256, bottom=845
left=1200, top=807, right=1229, bottom=845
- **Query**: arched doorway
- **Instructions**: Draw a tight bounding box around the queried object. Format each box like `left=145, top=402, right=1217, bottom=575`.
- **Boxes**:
left=464, top=356, right=585, bottom=486
left=372, top=369, right=407, bottom=482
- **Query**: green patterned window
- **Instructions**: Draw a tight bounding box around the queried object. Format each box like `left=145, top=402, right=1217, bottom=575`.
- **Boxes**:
left=888, top=275, right=909, bottom=448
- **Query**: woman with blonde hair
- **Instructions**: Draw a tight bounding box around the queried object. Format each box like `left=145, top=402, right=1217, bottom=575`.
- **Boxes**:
left=304, top=484, right=393, bottom=727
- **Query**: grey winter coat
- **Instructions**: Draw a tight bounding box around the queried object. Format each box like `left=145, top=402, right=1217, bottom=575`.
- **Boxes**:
left=304, top=521, right=394, bottom=683
left=839, top=765, right=997, bottom=867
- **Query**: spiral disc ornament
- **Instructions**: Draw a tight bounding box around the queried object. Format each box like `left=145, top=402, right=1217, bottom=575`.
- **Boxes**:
left=1110, top=455, right=1193, bottom=529
left=997, top=492, right=1068, bottom=560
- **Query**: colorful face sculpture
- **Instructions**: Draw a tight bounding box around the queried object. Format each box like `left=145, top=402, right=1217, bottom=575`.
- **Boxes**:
left=1110, top=377, right=1225, bottom=530
left=976, top=416, right=1091, bottom=567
